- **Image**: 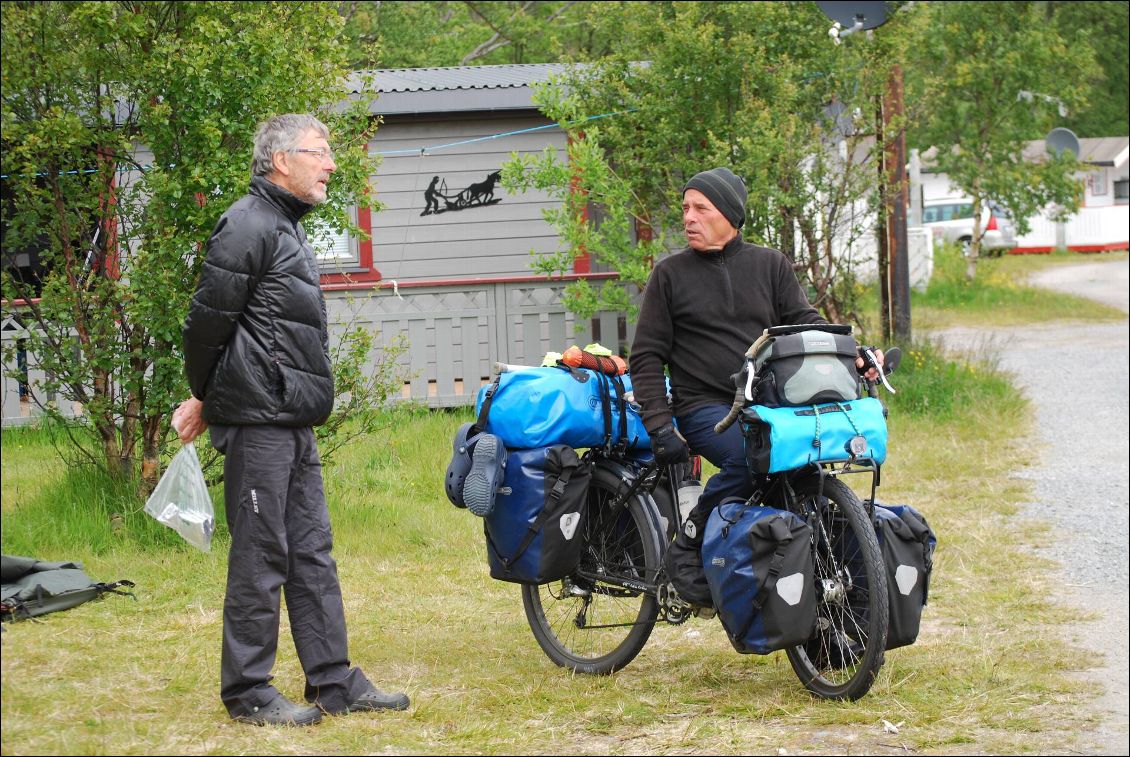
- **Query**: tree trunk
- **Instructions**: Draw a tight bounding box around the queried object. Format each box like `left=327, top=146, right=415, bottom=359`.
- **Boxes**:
left=140, top=413, right=162, bottom=493
left=965, top=193, right=985, bottom=282
left=964, top=250, right=979, bottom=282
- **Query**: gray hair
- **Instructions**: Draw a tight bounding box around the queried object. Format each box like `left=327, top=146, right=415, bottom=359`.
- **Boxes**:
left=251, top=114, right=329, bottom=177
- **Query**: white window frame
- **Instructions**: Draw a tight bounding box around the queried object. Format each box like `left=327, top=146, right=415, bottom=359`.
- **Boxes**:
left=1087, top=168, right=1108, bottom=197
left=307, top=207, right=360, bottom=273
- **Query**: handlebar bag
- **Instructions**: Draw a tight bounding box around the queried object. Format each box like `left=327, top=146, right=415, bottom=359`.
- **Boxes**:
left=702, top=499, right=817, bottom=654
left=846, top=502, right=936, bottom=649
left=740, top=397, right=888, bottom=474
left=483, top=445, right=592, bottom=585
left=753, top=327, right=860, bottom=408
left=475, top=366, right=651, bottom=450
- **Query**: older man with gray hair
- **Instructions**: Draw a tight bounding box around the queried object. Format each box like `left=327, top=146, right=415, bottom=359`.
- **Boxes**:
left=175, top=114, right=409, bottom=726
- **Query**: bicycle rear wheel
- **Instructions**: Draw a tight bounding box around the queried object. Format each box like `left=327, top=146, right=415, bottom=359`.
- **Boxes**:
left=521, top=463, right=662, bottom=674
left=785, top=474, right=888, bottom=700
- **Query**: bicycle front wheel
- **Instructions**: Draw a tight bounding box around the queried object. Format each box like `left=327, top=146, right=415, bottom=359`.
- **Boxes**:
left=785, top=474, right=889, bottom=700
left=521, top=463, right=662, bottom=674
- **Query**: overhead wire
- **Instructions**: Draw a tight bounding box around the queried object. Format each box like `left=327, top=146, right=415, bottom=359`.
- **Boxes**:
left=1, top=110, right=635, bottom=179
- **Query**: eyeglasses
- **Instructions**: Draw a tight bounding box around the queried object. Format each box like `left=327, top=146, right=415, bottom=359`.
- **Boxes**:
left=288, top=147, right=334, bottom=161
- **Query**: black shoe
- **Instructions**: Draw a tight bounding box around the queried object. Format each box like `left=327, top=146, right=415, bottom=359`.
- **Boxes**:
left=233, top=694, right=323, bottom=727
left=329, top=685, right=410, bottom=714
left=463, top=434, right=506, bottom=517
left=664, top=536, right=713, bottom=609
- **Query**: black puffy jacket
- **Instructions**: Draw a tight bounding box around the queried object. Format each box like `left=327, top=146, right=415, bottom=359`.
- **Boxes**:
left=183, top=176, right=334, bottom=427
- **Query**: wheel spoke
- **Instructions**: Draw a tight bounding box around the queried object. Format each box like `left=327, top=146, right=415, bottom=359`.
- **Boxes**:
left=786, top=475, right=888, bottom=700
left=522, top=464, right=660, bottom=674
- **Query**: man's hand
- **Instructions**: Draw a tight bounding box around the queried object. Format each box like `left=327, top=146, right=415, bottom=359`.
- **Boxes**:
left=650, top=423, right=690, bottom=466
left=856, top=347, right=885, bottom=382
left=172, top=397, right=208, bottom=444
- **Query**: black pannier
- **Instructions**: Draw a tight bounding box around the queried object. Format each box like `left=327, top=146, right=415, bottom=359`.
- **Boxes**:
left=841, top=501, right=937, bottom=650
left=871, top=502, right=936, bottom=649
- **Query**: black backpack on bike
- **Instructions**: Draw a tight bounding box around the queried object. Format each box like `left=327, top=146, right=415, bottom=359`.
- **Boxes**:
left=750, top=324, right=860, bottom=408
left=868, top=502, right=936, bottom=649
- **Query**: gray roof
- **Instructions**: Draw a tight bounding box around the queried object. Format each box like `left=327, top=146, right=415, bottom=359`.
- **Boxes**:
left=921, top=136, right=1129, bottom=171
left=1068, top=136, right=1126, bottom=168
left=1018, top=136, right=1129, bottom=168
left=346, top=64, right=574, bottom=116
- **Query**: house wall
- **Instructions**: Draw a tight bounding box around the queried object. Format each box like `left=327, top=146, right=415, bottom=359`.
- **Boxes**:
left=919, top=172, right=961, bottom=202
left=365, top=114, right=568, bottom=283
left=0, top=112, right=612, bottom=426
left=1079, top=164, right=1127, bottom=208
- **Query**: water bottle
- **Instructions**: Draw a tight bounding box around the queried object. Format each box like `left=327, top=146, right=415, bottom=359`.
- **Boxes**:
left=676, top=477, right=703, bottom=526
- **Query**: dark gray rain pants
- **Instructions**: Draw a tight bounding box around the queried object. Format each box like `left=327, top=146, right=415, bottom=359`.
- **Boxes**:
left=210, top=424, right=370, bottom=717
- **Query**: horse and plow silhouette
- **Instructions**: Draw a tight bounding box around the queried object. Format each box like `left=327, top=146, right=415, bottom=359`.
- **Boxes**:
left=422, top=170, right=502, bottom=216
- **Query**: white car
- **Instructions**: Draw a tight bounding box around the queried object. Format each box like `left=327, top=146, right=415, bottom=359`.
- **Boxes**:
left=922, top=199, right=1018, bottom=257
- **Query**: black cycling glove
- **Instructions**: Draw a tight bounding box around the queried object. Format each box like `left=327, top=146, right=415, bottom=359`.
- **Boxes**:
left=857, top=344, right=879, bottom=374
left=651, top=423, right=690, bottom=466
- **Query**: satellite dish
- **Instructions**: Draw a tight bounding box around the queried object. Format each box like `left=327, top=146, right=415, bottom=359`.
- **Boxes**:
left=1046, top=127, right=1080, bottom=159
left=815, top=1, right=890, bottom=30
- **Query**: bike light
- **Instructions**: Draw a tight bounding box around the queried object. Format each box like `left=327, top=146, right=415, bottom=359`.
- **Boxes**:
left=845, top=434, right=868, bottom=458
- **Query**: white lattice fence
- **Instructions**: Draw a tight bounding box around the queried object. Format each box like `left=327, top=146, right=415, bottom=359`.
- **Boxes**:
left=3, top=282, right=634, bottom=425
left=1, top=314, right=85, bottom=427
left=325, top=281, right=634, bottom=408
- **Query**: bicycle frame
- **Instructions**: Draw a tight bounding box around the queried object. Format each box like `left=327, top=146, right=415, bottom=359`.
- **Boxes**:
left=580, top=451, right=882, bottom=614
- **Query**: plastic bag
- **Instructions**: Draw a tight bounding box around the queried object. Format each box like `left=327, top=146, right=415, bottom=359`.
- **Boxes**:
left=144, top=443, right=215, bottom=552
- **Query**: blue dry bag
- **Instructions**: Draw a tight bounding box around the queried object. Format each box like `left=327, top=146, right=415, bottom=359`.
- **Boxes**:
left=475, top=366, right=650, bottom=450
left=740, top=397, right=888, bottom=474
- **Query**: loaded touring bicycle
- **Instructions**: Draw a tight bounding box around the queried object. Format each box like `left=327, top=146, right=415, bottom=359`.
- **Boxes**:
left=446, top=326, right=935, bottom=701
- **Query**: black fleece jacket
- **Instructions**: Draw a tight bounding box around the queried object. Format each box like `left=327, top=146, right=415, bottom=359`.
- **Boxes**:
left=629, top=234, right=824, bottom=433
left=183, top=176, right=334, bottom=427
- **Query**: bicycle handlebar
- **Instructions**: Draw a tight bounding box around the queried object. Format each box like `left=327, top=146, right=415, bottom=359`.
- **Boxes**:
left=859, top=346, right=896, bottom=394
left=712, top=335, right=769, bottom=435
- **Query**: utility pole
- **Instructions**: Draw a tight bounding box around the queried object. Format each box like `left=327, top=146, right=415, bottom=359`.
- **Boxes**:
left=883, top=64, right=911, bottom=343
left=816, top=1, right=912, bottom=344
left=876, top=97, right=891, bottom=341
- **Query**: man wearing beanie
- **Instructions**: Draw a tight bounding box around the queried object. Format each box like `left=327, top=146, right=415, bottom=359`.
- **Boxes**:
left=629, top=166, right=826, bottom=608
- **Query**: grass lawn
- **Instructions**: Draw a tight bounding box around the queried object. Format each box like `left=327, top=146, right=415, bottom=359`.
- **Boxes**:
left=1, top=250, right=1124, bottom=754
left=911, top=248, right=1127, bottom=329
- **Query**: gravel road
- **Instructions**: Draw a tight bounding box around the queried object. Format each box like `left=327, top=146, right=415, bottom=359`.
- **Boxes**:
left=931, top=258, right=1129, bottom=754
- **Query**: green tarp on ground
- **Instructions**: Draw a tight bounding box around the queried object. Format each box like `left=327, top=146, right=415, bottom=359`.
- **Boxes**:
left=1, top=555, right=134, bottom=622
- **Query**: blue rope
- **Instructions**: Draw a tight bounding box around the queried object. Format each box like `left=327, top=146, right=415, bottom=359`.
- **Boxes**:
left=371, top=110, right=631, bottom=156
left=0, top=164, right=178, bottom=180
left=2, top=109, right=634, bottom=178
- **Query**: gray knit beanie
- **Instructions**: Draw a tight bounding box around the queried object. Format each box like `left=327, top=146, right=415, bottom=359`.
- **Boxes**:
left=682, top=167, right=747, bottom=229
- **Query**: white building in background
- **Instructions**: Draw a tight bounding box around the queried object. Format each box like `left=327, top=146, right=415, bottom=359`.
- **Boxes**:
left=918, top=136, right=1129, bottom=253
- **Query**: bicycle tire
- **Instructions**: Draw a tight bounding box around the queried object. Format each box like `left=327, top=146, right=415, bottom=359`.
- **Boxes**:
left=521, top=462, right=663, bottom=674
left=784, top=474, right=889, bottom=700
